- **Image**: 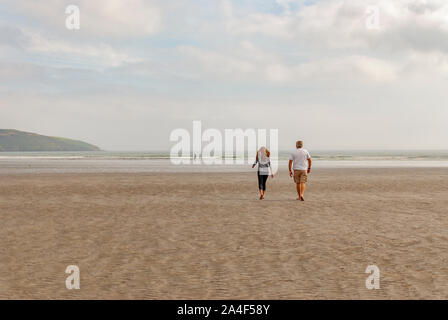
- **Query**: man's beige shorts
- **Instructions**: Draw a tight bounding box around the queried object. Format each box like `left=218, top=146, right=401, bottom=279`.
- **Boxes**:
left=294, top=170, right=308, bottom=183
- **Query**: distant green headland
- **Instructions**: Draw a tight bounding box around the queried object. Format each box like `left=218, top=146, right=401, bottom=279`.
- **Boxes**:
left=0, top=129, right=101, bottom=152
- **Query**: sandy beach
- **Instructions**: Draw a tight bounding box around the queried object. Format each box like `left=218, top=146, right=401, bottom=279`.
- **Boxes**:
left=1, top=167, right=448, bottom=299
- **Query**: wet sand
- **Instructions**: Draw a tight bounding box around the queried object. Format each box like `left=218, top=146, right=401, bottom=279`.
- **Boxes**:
left=1, top=168, right=448, bottom=299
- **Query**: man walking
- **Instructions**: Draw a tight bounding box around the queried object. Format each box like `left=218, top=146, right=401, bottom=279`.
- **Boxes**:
left=289, top=141, right=312, bottom=201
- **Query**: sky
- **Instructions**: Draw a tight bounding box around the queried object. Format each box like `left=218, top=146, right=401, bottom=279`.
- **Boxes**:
left=0, top=0, right=447, bottom=151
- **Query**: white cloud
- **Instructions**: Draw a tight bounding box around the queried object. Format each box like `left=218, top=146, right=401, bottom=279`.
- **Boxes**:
left=221, top=0, right=448, bottom=53
left=79, top=0, right=162, bottom=37
left=177, top=45, right=256, bottom=77
left=0, top=25, right=141, bottom=69
left=26, top=31, right=140, bottom=68
left=4, top=0, right=162, bottom=37
left=175, top=42, right=400, bottom=85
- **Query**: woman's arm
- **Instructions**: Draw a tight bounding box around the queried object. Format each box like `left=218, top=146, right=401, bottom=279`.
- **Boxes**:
left=252, top=153, right=259, bottom=168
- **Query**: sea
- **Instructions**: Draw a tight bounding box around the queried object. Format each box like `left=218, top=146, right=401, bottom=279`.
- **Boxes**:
left=1, top=150, right=448, bottom=174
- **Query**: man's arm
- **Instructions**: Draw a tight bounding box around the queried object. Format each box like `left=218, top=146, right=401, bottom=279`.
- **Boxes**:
left=289, top=160, right=293, bottom=177
left=307, top=158, right=312, bottom=174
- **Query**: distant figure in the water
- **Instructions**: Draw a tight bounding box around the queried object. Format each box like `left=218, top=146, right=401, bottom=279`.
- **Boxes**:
left=252, top=146, right=274, bottom=200
left=289, top=140, right=312, bottom=201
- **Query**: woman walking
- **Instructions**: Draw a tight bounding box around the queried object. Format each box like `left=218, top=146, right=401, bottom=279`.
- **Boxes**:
left=252, top=146, right=274, bottom=200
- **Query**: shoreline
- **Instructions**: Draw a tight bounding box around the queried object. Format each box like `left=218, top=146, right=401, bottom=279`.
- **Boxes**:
left=1, top=158, right=448, bottom=175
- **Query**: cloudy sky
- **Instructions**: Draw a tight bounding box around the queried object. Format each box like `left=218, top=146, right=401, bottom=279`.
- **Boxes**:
left=0, top=0, right=447, bottom=151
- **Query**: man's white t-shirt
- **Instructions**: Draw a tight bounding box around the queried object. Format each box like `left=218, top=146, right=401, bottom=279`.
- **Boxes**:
left=289, top=148, right=311, bottom=170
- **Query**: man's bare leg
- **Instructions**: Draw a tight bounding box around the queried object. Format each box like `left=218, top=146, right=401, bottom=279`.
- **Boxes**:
left=296, top=183, right=301, bottom=200
left=300, top=183, right=306, bottom=200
